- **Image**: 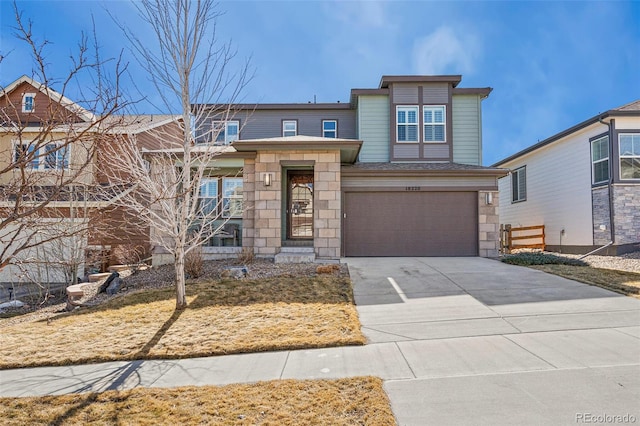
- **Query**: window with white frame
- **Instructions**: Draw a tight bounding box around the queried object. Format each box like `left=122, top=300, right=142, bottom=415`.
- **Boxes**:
left=222, top=177, right=243, bottom=218
left=283, top=120, right=297, bottom=137
left=396, top=106, right=418, bottom=142
left=619, top=134, right=640, bottom=180
left=13, top=141, right=69, bottom=170
left=322, top=120, right=337, bottom=138
left=591, top=135, right=609, bottom=185
left=22, top=93, right=35, bottom=113
left=198, top=178, right=219, bottom=216
left=213, top=120, right=239, bottom=145
left=512, top=166, right=526, bottom=202
left=423, top=106, right=446, bottom=142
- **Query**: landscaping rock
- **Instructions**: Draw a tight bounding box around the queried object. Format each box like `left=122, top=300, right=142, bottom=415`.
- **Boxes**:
left=106, top=277, right=122, bottom=295
left=221, top=266, right=249, bottom=279
left=98, top=272, right=120, bottom=294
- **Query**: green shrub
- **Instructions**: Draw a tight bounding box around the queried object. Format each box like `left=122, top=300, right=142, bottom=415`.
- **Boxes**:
left=501, top=252, right=587, bottom=266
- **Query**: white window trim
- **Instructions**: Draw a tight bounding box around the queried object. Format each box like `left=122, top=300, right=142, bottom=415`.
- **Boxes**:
left=423, top=105, right=446, bottom=143
left=512, top=166, right=526, bottom=203
left=198, top=178, right=219, bottom=216
left=322, top=120, right=337, bottom=138
left=396, top=105, right=419, bottom=143
left=283, top=120, right=297, bottom=137
left=619, top=133, right=640, bottom=181
left=12, top=140, right=70, bottom=171
left=591, top=135, right=609, bottom=185
left=212, top=120, right=239, bottom=145
left=22, top=92, right=36, bottom=113
left=222, top=177, right=243, bottom=218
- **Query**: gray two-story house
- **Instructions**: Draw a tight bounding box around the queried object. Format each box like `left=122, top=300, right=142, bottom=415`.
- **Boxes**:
left=152, top=75, right=507, bottom=265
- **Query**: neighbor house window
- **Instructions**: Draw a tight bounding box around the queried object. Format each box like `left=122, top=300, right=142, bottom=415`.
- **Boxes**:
left=322, top=120, right=337, bottom=138
left=396, top=106, right=418, bottom=142
left=283, top=120, right=297, bottom=137
left=198, top=178, right=219, bottom=216
left=619, top=134, right=640, bottom=180
left=512, top=166, right=526, bottom=202
left=22, top=93, right=35, bottom=113
left=591, top=135, right=609, bottom=185
left=423, top=106, right=446, bottom=142
left=222, top=177, right=243, bottom=218
left=213, top=120, right=239, bottom=145
left=13, top=141, right=69, bottom=170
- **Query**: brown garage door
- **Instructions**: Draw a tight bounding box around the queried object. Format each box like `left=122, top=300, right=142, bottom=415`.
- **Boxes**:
left=344, top=191, right=478, bottom=256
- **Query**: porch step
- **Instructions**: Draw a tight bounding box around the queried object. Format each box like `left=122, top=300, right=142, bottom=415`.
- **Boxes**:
left=274, top=248, right=316, bottom=264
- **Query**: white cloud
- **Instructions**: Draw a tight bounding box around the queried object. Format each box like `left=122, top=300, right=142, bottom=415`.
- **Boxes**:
left=329, top=1, right=389, bottom=29
left=412, top=26, right=480, bottom=75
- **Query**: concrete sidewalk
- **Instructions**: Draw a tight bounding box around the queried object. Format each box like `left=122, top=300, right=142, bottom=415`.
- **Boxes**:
left=1, top=257, right=639, bottom=425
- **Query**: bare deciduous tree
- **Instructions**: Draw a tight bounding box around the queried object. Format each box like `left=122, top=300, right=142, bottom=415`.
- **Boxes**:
left=0, top=3, right=128, bottom=295
left=105, top=0, right=250, bottom=309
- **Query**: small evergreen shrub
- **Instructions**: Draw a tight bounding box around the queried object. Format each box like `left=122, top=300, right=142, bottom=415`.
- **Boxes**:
left=502, top=252, right=587, bottom=266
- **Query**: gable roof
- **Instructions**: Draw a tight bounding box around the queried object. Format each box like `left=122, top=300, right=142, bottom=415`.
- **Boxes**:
left=492, top=100, right=640, bottom=167
left=0, top=75, right=96, bottom=122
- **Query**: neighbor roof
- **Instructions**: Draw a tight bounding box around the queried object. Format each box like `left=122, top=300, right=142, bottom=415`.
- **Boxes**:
left=492, top=100, right=640, bottom=167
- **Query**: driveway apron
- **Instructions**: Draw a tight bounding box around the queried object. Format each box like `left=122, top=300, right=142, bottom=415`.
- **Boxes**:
left=347, top=257, right=640, bottom=425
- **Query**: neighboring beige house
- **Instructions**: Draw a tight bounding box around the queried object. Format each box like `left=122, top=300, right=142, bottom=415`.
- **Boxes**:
left=0, top=75, right=178, bottom=286
left=493, top=100, right=640, bottom=255
left=152, top=75, right=508, bottom=265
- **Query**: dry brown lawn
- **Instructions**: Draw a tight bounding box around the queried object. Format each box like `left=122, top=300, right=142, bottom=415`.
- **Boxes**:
left=0, top=275, right=365, bottom=369
left=530, top=265, right=640, bottom=297
left=0, top=377, right=397, bottom=426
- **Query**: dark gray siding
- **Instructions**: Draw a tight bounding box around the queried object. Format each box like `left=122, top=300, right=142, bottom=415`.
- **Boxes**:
left=228, top=109, right=357, bottom=140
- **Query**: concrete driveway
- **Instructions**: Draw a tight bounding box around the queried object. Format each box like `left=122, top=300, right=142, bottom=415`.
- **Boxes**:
left=347, top=257, right=640, bottom=426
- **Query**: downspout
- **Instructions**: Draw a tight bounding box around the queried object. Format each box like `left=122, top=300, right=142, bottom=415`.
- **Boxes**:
left=583, top=116, right=615, bottom=259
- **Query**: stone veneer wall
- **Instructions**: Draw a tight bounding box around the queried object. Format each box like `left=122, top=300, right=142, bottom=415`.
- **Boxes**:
left=591, top=186, right=612, bottom=245
left=478, top=190, right=500, bottom=257
left=241, top=158, right=256, bottom=250
left=613, top=184, right=640, bottom=245
left=249, top=150, right=341, bottom=259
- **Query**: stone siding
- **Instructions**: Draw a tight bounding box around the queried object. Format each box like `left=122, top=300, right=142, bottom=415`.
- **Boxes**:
left=478, top=190, right=499, bottom=257
left=591, top=186, right=611, bottom=245
left=613, top=184, right=640, bottom=245
left=248, top=150, right=342, bottom=260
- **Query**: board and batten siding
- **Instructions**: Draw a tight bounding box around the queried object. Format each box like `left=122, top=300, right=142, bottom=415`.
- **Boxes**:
left=452, top=95, right=482, bottom=166
left=232, top=109, right=356, bottom=140
left=498, top=125, right=607, bottom=246
left=356, top=95, right=390, bottom=162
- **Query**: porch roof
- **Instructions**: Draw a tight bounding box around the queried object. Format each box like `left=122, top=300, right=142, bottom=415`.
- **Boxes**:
left=232, top=135, right=363, bottom=164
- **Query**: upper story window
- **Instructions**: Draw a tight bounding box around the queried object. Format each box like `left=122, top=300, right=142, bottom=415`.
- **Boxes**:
left=396, top=106, right=418, bottom=143
left=619, top=134, right=640, bottom=180
left=13, top=141, right=69, bottom=170
left=213, top=120, right=239, bottom=145
left=423, top=106, right=446, bottom=142
left=283, top=120, right=297, bottom=137
left=591, top=135, right=609, bottom=185
left=322, top=120, right=337, bottom=138
left=22, top=93, right=35, bottom=113
left=512, top=166, right=526, bottom=203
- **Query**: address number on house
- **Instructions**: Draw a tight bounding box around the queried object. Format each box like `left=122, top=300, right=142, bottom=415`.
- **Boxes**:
left=405, top=186, right=421, bottom=191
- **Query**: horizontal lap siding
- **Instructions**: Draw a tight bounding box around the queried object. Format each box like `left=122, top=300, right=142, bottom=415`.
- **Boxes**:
left=234, top=109, right=356, bottom=140
left=498, top=126, right=606, bottom=246
left=452, top=95, right=481, bottom=166
left=357, top=95, right=390, bottom=162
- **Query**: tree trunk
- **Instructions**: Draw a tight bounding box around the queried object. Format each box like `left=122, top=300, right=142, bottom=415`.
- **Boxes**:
left=174, top=249, right=187, bottom=309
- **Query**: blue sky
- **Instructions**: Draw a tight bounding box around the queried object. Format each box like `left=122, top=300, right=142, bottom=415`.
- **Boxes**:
left=1, top=0, right=639, bottom=165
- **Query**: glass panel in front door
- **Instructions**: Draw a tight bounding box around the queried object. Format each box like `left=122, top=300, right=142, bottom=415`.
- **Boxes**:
left=289, top=172, right=313, bottom=238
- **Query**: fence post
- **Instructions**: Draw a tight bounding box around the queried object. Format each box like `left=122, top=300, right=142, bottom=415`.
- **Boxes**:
left=505, top=224, right=512, bottom=254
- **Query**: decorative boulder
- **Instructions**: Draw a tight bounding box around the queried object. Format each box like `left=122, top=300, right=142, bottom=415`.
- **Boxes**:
left=106, top=277, right=122, bottom=295
left=98, top=272, right=119, bottom=294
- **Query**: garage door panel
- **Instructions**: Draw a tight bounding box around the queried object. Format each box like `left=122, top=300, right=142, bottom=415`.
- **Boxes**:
left=344, top=192, right=478, bottom=257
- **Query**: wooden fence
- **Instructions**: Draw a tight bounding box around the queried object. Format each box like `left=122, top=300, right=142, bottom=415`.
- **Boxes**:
left=500, top=224, right=546, bottom=254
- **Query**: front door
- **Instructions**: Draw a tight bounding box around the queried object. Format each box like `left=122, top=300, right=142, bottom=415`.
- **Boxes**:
left=287, top=171, right=314, bottom=239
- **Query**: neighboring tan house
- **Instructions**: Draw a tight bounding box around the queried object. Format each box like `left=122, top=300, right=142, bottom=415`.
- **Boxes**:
left=0, top=75, right=177, bottom=285
left=493, top=100, right=640, bottom=255
left=152, top=75, right=507, bottom=265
